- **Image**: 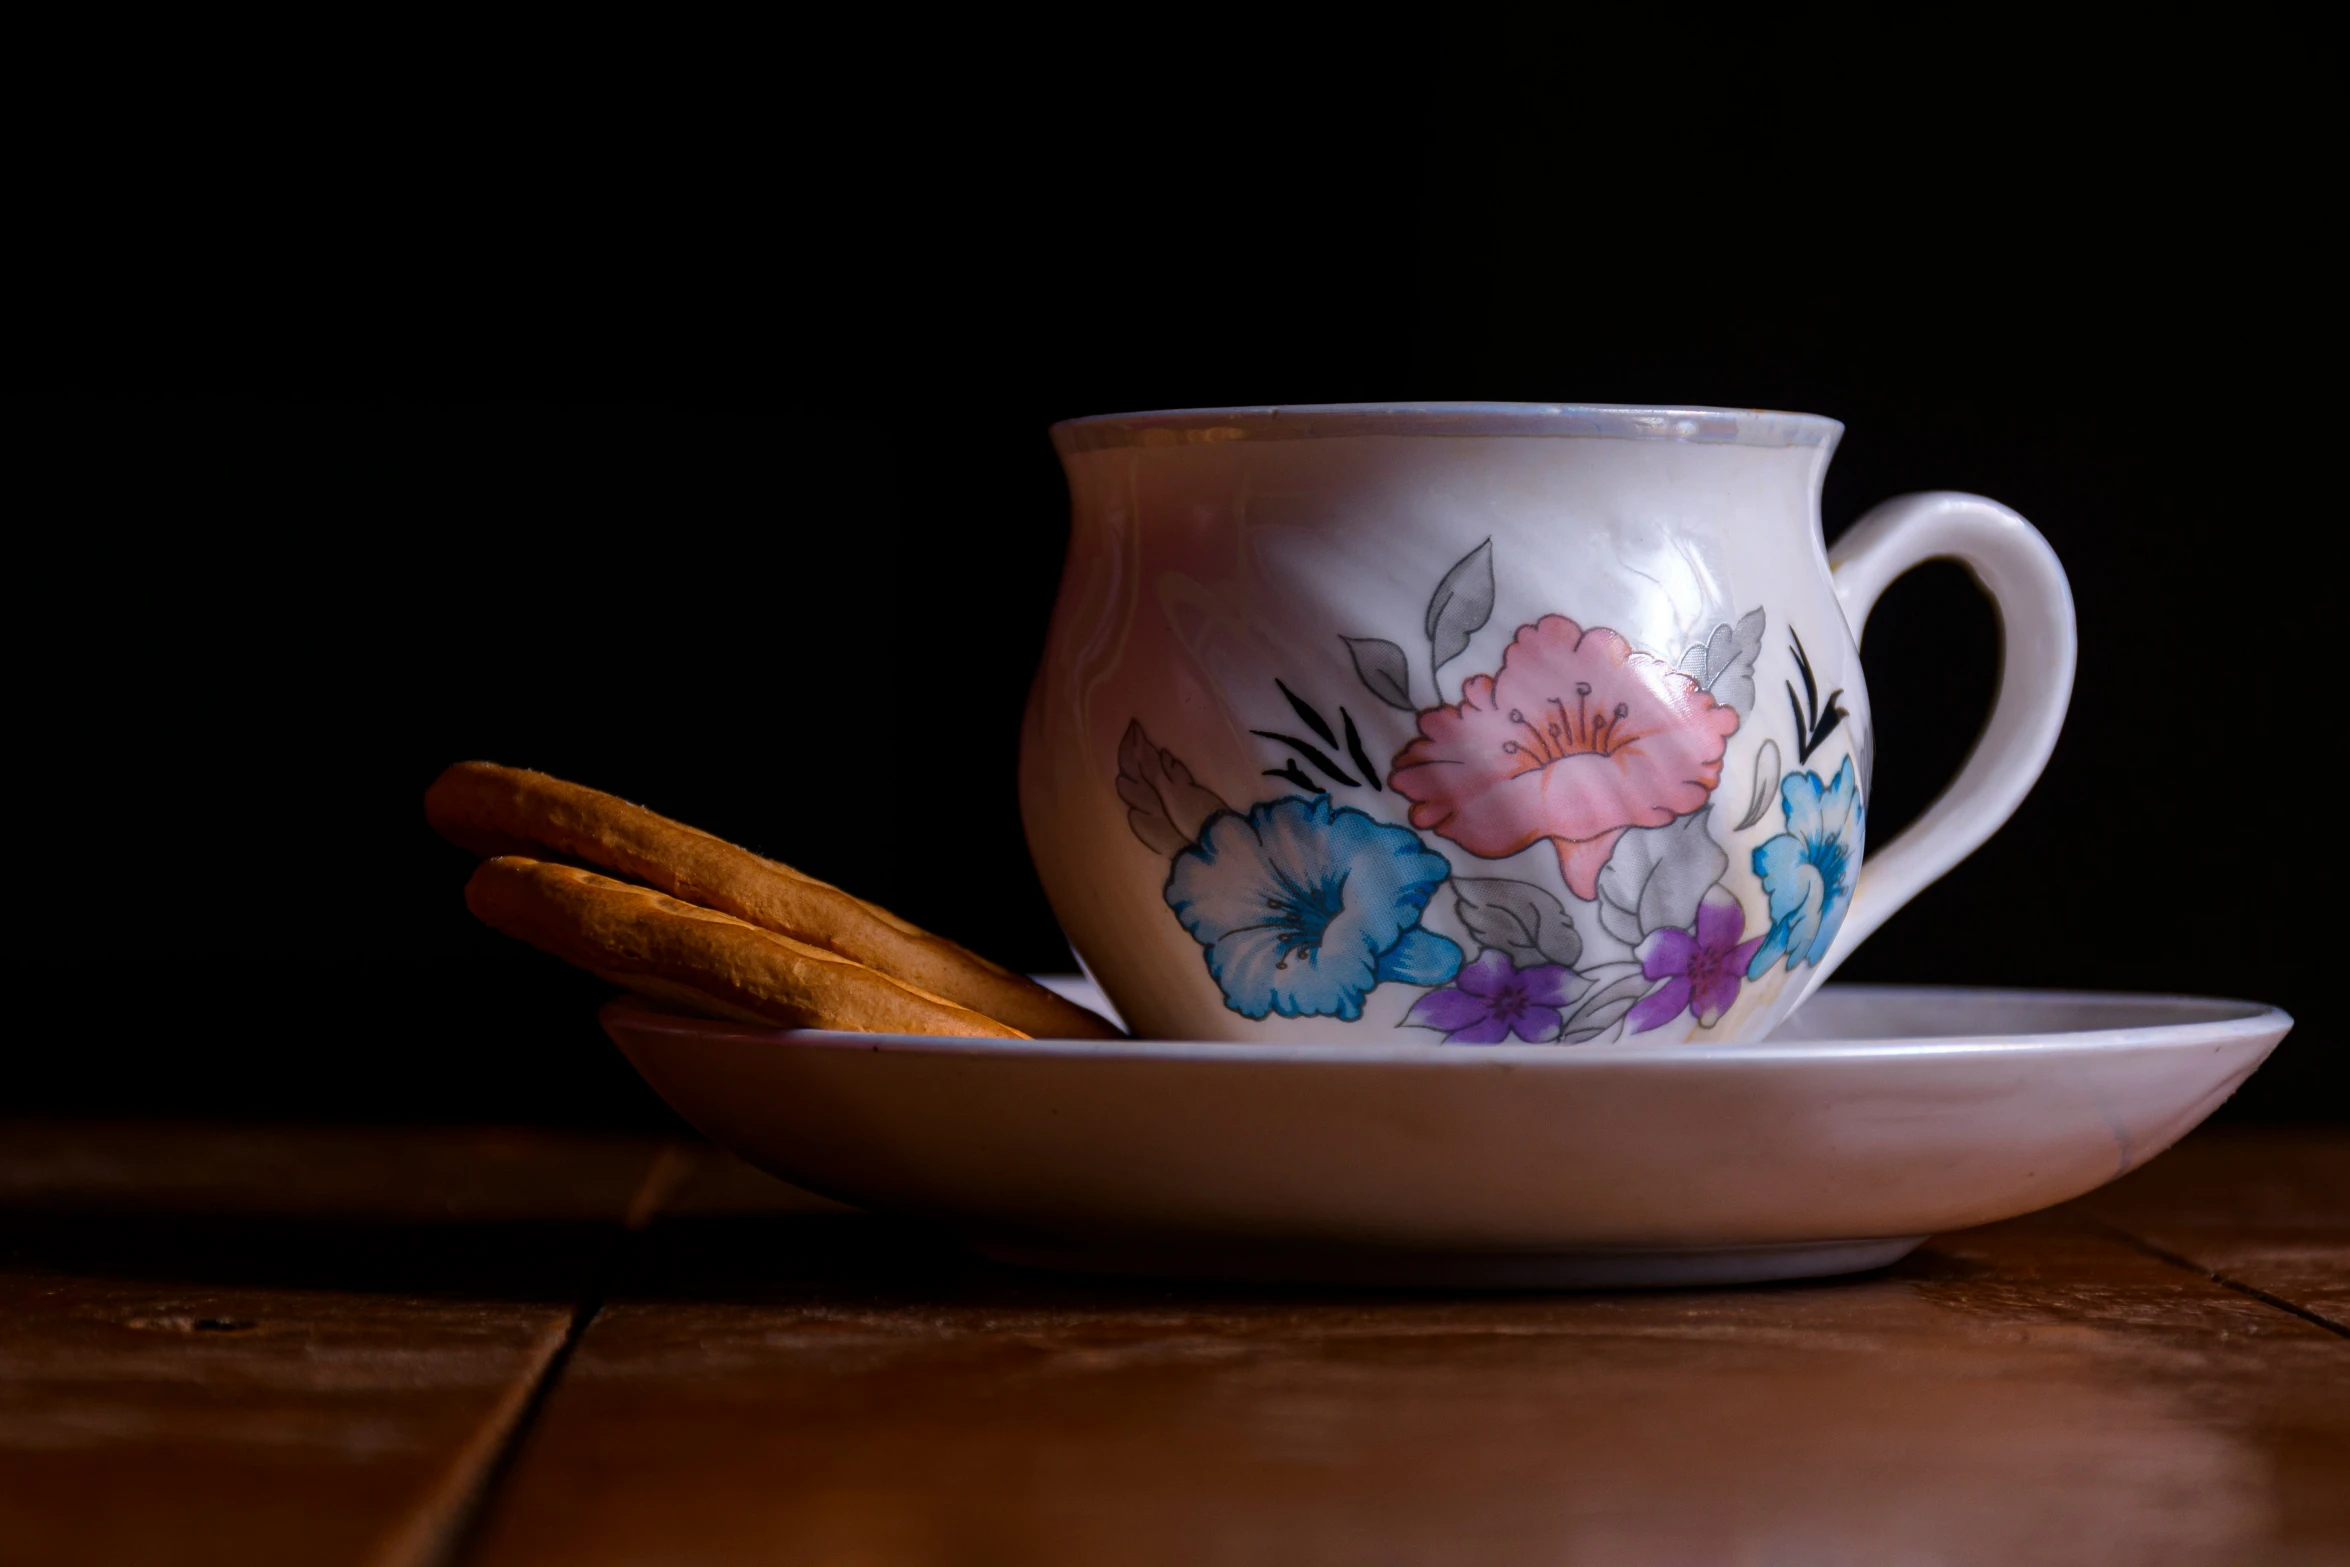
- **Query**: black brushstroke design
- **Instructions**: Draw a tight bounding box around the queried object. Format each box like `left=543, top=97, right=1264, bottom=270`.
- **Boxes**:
left=1341, top=708, right=1381, bottom=792
left=1263, top=762, right=1322, bottom=792
left=1252, top=730, right=1361, bottom=788
left=1275, top=679, right=1338, bottom=746
left=1785, top=629, right=1848, bottom=764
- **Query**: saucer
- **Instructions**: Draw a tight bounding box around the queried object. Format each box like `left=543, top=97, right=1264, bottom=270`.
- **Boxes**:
left=599, top=983, right=2290, bottom=1289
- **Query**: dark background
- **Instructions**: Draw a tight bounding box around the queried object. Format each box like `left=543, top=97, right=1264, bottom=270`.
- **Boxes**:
left=18, top=22, right=2332, bottom=1126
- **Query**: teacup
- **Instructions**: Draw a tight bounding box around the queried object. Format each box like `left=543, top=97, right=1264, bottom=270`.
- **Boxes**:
left=1020, top=403, right=2072, bottom=1045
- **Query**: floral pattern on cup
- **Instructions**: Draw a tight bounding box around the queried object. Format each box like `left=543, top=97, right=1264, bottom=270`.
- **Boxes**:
left=1628, top=888, right=1764, bottom=1032
left=1115, top=539, right=1869, bottom=1042
left=1401, top=949, right=1586, bottom=1044
left=1748, top=758, right=1866, bottom=977
left=1389, top=616, right=1739, bottom=900
left=1162, top=795, right=1463, bottom=1021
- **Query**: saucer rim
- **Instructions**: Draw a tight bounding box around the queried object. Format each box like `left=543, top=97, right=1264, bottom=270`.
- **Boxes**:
left=600, top=983, right=2292, bottom=1068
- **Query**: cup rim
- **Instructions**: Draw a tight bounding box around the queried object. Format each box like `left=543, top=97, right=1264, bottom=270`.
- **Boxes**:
left=1050, top=401, right=1844, bottom=453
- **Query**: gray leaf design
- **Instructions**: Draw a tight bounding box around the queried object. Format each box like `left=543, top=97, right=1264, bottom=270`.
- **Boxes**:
left=1341, top=636, right=1416, bottom=711
left=1733, top=605, right=1766, bottom=662
left=1116, top=720, right=1232, bottom=857
left=1678, top=607, right=1767, bottom=717
left=1732, top=739, right=1782, bottom=831
left=1453, top=878, right=1582, bottom=970
left=1705, top=622, right=1736, bottom=677
left=1595, top=808, right=1729, bottom=945
left=1425, top=538, right=1495, bottom=681
left=1560, top=962, right=1651, bottom=1044
left=1719, top=606, right=1766, bottom=714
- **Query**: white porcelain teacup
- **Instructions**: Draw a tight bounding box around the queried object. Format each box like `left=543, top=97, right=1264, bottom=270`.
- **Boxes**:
left=1020, top=403, right=2072, bottom=1045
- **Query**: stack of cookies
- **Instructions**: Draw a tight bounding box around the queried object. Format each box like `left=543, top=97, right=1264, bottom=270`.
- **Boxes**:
left=426, top=762, right=1120, bottom=1040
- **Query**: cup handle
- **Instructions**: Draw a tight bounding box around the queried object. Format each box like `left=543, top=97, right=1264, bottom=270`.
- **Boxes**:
left=1805, top=491, right=2076, bottom=989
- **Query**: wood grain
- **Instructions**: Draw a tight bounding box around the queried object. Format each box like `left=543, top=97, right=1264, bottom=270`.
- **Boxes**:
left=470, top=1143, right=2350, bottom=1567
left=0, top=1123, right=676, bottom=1567
left=3, top=1123, right=2341, bottom=1567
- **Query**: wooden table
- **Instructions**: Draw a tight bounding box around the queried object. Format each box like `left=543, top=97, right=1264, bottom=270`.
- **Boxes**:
left=2, top=1122, right=2342, bottom=1565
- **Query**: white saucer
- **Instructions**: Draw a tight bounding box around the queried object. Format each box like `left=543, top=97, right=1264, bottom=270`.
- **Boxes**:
left=600, top=982, right=2290, bottom=1289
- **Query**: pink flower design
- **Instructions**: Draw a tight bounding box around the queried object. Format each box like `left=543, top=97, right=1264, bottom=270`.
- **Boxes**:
left=1389, top=615, right=1740, bottom=900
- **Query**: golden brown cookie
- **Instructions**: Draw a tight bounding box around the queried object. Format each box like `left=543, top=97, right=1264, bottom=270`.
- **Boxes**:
left=427, top=761, right=1120, bottom=1039
left=465, top=856, right=1026, bottom=1038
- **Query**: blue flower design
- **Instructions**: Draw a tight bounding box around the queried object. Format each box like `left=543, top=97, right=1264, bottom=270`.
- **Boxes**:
left=1746, top=756, right=1866, bottom=978
left=1165, top=795, right=1464, bottom=1020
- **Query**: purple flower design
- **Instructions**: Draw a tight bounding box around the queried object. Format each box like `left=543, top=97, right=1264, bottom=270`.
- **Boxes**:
left=1403, top=949, right=1584, bottom=1044
left=1627, top=888, right=1764, bottom=1033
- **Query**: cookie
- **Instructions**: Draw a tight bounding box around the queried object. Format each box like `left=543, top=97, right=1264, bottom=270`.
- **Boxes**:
left=427, top=761, right=1119, bottom=1039
left=465, top=856, right=1026, bottom=1038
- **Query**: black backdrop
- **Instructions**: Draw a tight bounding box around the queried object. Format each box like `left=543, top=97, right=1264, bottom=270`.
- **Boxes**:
left=19, top=22, right=2330, bottom=1125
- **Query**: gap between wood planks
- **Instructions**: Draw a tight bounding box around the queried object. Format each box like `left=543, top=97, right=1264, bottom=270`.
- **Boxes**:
left=2086, top=1217, right=2349, bottom=1339
left=394, top=1143, right=702, bottom=1567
